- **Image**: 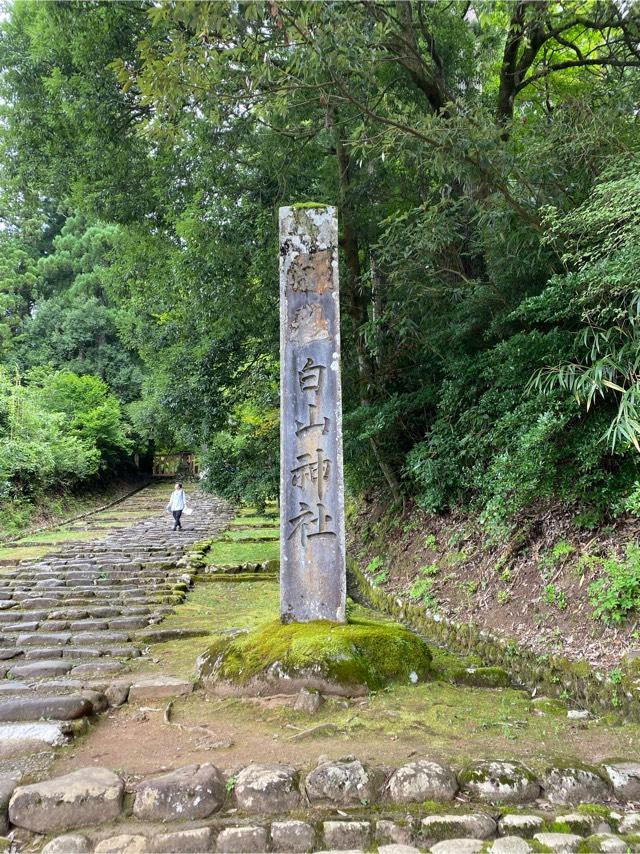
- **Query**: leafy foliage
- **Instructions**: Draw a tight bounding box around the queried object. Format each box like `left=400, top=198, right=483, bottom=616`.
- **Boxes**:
left=589, top=545, right=640, bottom=625
left=1, top=0, right=640, bottom=533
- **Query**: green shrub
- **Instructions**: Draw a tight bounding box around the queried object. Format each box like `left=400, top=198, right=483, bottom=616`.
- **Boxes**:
left=589, top=544, right=640, bottom=624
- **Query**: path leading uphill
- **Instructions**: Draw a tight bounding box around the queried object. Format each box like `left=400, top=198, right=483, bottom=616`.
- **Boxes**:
left=0, top=482, right=232, bottom=780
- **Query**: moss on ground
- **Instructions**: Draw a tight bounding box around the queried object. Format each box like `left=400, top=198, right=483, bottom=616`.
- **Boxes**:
left=220, top=527, right=280, bottom=541
left=229, top=516, right=278, bottom=528
left=201, top=615, right=433, bottom=691
left=137, top=503, right=640, bottom=767
left=16, top=528, right=102, bottom=545
left=0, top=543, right=57, bottom=562
left=205, top=538, right=280, bottom=565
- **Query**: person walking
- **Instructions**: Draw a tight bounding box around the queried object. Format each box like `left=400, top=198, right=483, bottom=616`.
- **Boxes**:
left=166, top=482, right=188, bottom=531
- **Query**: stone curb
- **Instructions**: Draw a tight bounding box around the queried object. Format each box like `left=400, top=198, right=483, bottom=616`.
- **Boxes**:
left=5, top=758, right=640, bottom=844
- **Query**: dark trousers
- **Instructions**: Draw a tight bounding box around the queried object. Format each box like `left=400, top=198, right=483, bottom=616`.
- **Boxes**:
left=172, top=510, right=183, bottom=530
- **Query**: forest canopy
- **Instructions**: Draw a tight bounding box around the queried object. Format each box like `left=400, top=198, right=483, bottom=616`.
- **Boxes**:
left=1, top=0, right=640, bottom=531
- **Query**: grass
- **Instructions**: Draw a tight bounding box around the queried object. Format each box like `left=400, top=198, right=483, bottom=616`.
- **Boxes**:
left=205, top=538, right=280, bottom=565
left=48, top=499, right=640, bottom=774
left=0, top=544, right=57, bottom=562
left=221, top=527, right=280, bottom=541
left=229, top=515, right=278, bottom=528
left=16, top=527, right=102, bottom=545
left=149, top=570, right=640, bottom=770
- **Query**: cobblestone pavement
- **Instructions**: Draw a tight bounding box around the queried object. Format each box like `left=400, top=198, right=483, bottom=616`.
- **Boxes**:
left=0, top=483, right=232, bottom=779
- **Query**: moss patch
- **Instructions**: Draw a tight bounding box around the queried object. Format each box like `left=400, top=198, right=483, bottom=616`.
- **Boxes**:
left=200, top=616, right=432, bottom=692
left=221, top=527, right=280, bottom=541
left=450, top=666, right=512, bottom=689
left=205, top=539, right=280, bottom=565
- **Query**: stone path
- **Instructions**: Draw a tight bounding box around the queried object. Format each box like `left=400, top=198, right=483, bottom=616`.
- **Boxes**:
left=0, top=484, right=232, bottom=779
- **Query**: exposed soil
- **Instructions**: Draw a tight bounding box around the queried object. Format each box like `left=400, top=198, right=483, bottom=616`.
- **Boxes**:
left=348, top=496, right=640, bottom=671
left=52, top=680, right=640, bottom=783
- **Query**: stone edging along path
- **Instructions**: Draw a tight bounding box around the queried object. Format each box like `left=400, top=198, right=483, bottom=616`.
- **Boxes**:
left=347, top=559, right=640, bottom=721
left=5, top=756, right=640, bottom=852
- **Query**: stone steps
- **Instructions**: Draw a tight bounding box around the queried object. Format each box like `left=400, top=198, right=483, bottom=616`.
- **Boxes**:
left=0, top=486, right=233, bottom=778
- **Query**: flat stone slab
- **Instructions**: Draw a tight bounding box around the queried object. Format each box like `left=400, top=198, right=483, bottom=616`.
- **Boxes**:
left=10, top=660, right=72, bottom=679
left=9, top=766, right=124, bottom=832
left=128, top=676, right=193, bottom=702
left=0, top=694, right=93, bottom=722
left=17, top=632, right=70, bottom=647
left=0, top=722, right=69, bottom=757
left=71, top=632, right=129, bottom=645
left=70, top=661, right=123, bottom=678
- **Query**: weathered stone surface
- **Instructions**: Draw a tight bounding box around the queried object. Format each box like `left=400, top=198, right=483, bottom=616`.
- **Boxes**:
left=270, top=820, right=315, bottom=853
left=498, top=815, right=543, bottom=838
left=323, top=821, right=370, bottom=850
left=378, top=846, right=420, bottom=854
left=488, top=838, right=532, bottom=853
left=94, top=835, right=149, bottom=854
left=24, top=647, right=63, bottom=660
left=17, top=632, right=70, bottom=647
left=429, top=841, right=484, bottom=854
left=128, top=676, right=193, bottom=702
left=385, top=760, right=458, bottom=804
left=541, top=766, right=610, bottom=804
left=585, top=834, right=628, bottom=852
left=552, top=813, right=598, bottom=836
left=294, top=688, right=324, bottom=714
left=41, top=834, right=92, bottom=854
left=532, top=832, right=582, bottom=852
left=421, top=814, right=497, bottom=841
left=70, top=661, right=123, bottom=677
left=0, top=721, right=68, bottom=757
left=234, top=763, right=300, bottom=813
left=459, top=761, right=540, bottom=804
left=618, top=812, right=640, bottom=833
left=376, top=820, right=414, bottom=847
left=10, top=660, right=72, bottom=679
left=279, top=204, right=346, bottom=623
left=216, top=826, right=267, bottom=853
left=305, top=759, right=372, bottom=805
left=133, top=763, right=224, bottom=821
left=603, top=761, right=640, bottom=800
left=105, top=683, right=130, bottom=707
left=0, top=774, right=20, bottom=835
left=151, top=827, right=213, bottom=853
left=0, top=695, right=92, bottom=722
left=9, top=767, right=123, bottom=832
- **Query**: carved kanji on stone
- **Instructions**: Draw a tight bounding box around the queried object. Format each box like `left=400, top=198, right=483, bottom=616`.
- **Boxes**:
left=280, top=205, right=346, bottom=623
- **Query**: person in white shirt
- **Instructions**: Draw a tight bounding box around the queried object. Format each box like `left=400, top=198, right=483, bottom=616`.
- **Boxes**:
left=166, top=482, right=188, bottom=531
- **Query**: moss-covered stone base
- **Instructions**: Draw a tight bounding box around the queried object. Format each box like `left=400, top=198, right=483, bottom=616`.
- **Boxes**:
left=197, top=616, right=432, bottom=697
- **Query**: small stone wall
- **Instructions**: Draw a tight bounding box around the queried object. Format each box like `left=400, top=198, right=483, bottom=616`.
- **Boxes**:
left=347, top=558, right=640, bottom=720
left=5, top=757, right=640, bottom=853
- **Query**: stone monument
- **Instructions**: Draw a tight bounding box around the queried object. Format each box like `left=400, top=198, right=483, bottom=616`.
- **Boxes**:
left=279, top=204, right=346, bottom=623
left=197, top=204, right=432, bottom=695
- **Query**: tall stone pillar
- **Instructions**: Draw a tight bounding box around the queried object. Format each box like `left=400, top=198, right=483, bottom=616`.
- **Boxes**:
left=279, top=205, right=346, bottom=624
